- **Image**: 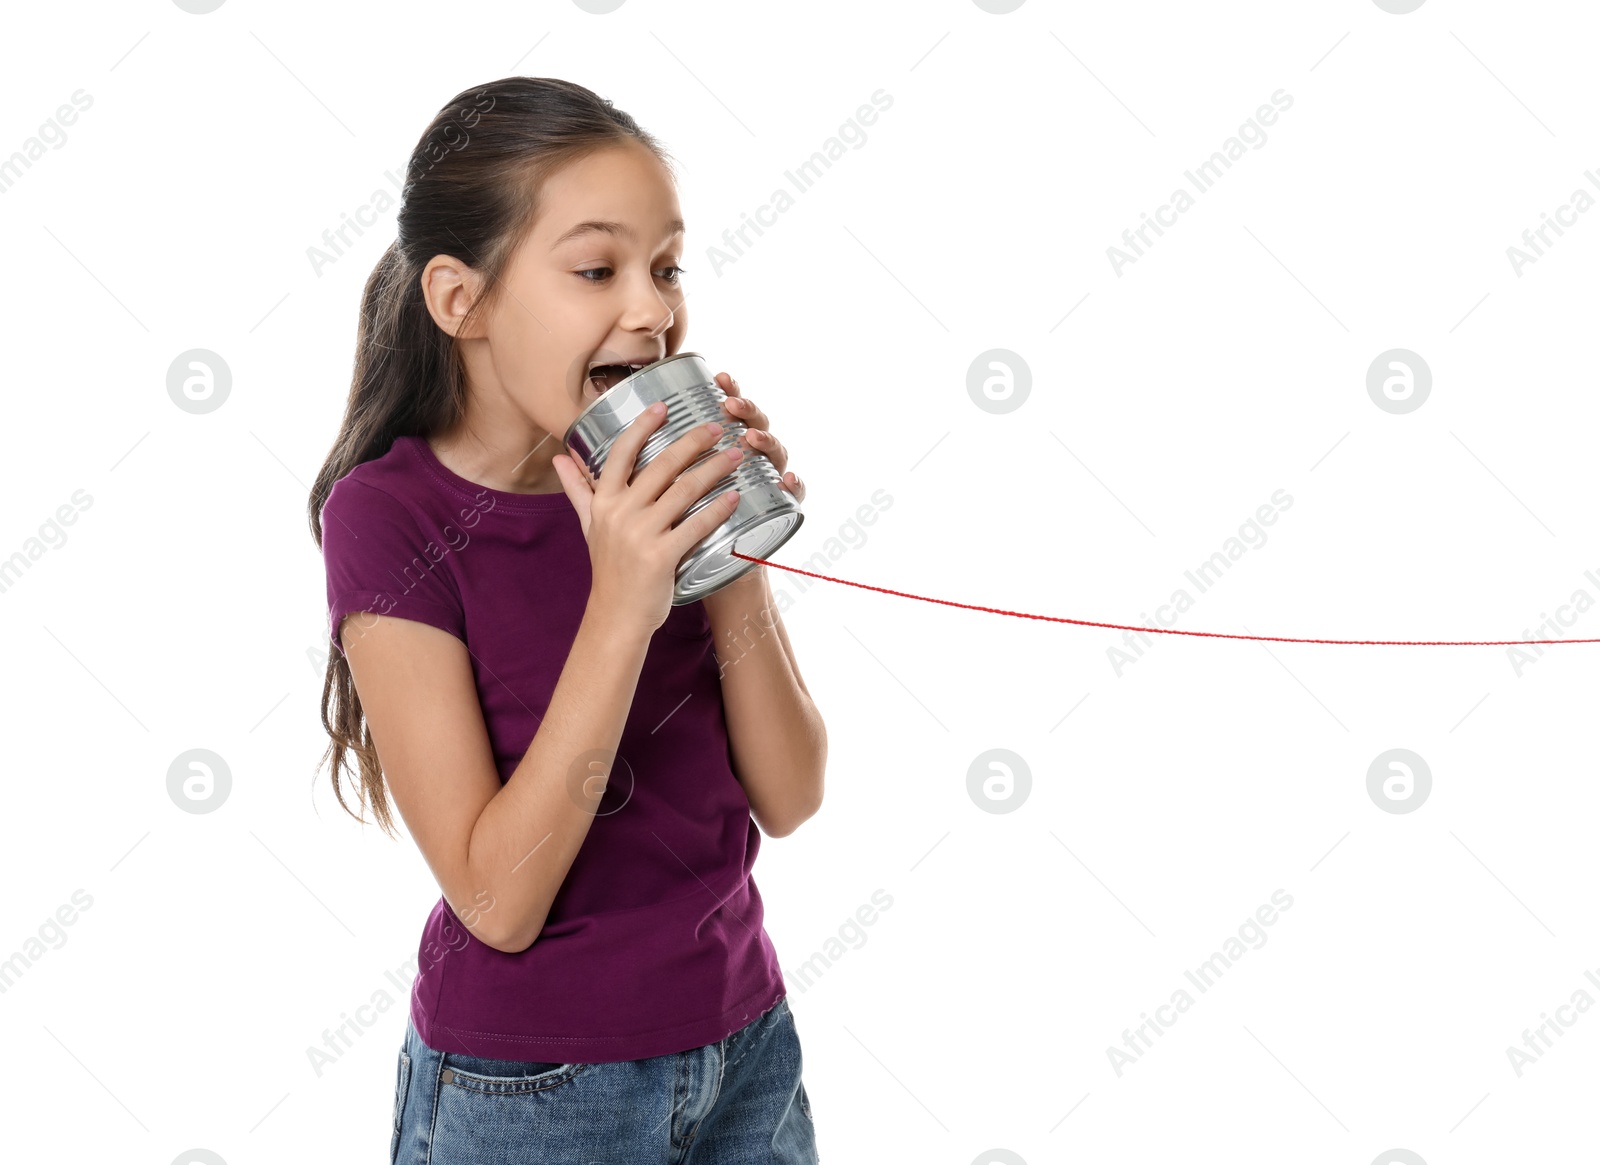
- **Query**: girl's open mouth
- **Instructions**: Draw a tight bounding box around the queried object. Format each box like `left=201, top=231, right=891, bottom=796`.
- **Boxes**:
left=584, top=360, right=654, bottom=398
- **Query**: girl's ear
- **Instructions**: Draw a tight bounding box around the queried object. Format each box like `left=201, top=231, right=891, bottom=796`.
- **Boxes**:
left=419, top=254, right=488, bottom=339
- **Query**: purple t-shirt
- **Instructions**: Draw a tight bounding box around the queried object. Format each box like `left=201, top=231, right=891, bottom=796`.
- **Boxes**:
left=320, top=434, right=786, bottom=1063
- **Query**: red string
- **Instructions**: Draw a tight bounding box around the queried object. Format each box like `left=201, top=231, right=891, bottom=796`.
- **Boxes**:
left=728, top=551, right=1599, bottom=647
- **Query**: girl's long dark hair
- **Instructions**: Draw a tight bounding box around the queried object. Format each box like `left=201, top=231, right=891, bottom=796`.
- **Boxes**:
left=307, top=76, right=675, bottom=837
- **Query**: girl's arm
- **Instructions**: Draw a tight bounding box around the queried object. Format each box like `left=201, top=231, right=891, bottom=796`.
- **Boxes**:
left=342, top=598, right=656, bottom=954
left=703, top=565, right=827, bottom=837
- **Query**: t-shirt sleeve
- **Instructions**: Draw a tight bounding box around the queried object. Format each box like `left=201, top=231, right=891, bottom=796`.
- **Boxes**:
left=320, top=476, right=466, bottom=657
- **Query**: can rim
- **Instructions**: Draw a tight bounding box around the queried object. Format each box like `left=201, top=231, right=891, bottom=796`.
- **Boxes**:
left=562, top=351, right=707, bottom=449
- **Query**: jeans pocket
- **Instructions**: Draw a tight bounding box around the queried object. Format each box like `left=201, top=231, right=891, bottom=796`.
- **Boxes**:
left=432, top=1054, right=596, bottom=1154
left=438, top=1052, right=592, bottom=1095
left=391, top=1050, right=411, bottom=1163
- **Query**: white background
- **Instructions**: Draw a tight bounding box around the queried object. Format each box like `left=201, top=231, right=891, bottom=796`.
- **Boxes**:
left=2, top=1, right=1597, bottom=1162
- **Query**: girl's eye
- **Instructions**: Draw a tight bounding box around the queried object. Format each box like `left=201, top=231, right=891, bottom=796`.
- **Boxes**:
left=575, top=266, right=686, bottom=285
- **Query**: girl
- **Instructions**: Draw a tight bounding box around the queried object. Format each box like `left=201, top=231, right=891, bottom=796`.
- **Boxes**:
left=306, top=76, right=825, bottom=1163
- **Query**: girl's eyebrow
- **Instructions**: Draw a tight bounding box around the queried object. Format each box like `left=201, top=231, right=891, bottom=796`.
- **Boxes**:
left=551, top=218, right=686, bottom=249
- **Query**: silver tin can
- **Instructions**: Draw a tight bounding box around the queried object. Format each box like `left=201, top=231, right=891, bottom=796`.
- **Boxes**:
left=563, top=352, right=804, bottom=605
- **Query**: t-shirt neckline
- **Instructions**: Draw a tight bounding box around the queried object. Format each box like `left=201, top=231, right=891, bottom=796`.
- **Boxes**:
left=400, top=435, right=574, bottom=514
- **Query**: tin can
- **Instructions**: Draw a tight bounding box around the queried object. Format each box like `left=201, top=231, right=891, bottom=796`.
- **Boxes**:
left=563, top=352, right=804, bottom=604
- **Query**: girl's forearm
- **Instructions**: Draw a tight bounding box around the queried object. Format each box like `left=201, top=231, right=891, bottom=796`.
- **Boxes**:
left=705, top=568, right=827, bottom=836
left=466, top=599, right=654, bottom=953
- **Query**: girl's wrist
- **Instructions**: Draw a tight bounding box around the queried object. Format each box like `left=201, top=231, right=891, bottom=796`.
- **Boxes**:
left=703, top=564, right=767, bottom=613
left=581, top=593, right=662, bottom=649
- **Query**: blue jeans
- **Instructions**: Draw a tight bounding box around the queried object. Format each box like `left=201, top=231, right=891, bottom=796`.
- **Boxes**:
left=391, top=995, right=819, bottom=1163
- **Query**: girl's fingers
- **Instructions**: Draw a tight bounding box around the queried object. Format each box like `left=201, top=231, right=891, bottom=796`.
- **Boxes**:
left=724, top=393, right=768, bottom=432
left=719, top=374, right=772, bottom=433
left=750, top=431, right=787, bottom=475
left=552, top=454, right=593, bottom=532
left=720, top=388, right=775, bottom=464
left=714, top=371, right=794, bottom=485
left=673, top=481, right=744, bottom=558
left=734, top=406, right=771, bottom=437
left=597, top=403, right=668, bottom=494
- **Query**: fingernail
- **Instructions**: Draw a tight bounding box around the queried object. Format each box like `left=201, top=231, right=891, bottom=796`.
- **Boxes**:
left=703, top=421, right=722, bottom=434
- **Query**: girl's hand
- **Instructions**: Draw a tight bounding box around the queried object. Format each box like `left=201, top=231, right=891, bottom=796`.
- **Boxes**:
left=715, top=371, right=805, bottom=503
left=552, top=405, right=744, bottom=637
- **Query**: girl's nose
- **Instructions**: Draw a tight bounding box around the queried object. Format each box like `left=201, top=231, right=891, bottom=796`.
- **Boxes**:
left=619, top=270, right=676, bottom=336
